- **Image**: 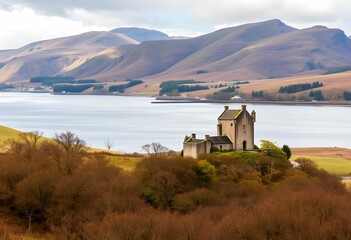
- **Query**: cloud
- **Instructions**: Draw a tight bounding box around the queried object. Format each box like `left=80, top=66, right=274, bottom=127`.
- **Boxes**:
left=0, top=6, right=106, bottom=49
left=1, top=0, right=351, bottom=49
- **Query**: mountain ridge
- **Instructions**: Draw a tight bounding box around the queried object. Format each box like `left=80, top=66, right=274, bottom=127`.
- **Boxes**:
left=109, top=27, right=171, bottom=42
left=1, top=20, right=351, bottom=84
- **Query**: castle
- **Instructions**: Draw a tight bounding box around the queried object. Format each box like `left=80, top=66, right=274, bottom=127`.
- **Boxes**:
left=183, top=105, right=256, bottom=158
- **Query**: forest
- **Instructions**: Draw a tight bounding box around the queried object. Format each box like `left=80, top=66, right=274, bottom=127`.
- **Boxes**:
left=0, top=132, right=350, bottom=239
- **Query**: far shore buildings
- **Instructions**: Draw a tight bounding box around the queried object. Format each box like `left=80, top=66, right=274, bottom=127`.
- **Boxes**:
left=183, top=105, right=256, bottom=158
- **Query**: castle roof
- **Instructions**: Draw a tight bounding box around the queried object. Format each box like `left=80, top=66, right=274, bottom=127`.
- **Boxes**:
left=209, top=136, right=233, bottom=145
left=218, top=109, right=241, bottom=120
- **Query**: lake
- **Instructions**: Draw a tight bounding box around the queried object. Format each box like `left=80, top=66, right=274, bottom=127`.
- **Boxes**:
left=0, top=92, right=350, bottom=152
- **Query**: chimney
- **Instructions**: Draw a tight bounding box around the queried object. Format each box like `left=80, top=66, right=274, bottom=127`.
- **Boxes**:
left=251, top=110, right=256, bottom=122
left=241, top=105, right=246, bottom=111
left=191, top=133, right=196, bottom=139
left=205, top=135, right=210, bottom=140
left=224, top=106, right=229, bottom=111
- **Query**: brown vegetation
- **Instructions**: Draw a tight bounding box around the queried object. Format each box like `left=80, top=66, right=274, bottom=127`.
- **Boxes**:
left=0, top=133, right=350, bottom=239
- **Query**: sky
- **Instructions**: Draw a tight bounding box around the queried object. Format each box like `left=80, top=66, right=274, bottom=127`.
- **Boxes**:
left=1, top=0, right=351, bottom=50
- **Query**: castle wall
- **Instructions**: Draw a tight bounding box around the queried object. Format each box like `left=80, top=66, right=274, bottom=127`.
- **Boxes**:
left=183, top=141, right=211, bottom=158
left=235, top=111, right=254, bottom=150
left=212, top=143, right=233, bottom=151
left=218, top=120, right=235, bottom=143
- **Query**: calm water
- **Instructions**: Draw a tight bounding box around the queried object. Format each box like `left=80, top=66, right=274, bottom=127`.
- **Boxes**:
left=0, top=92, right=350, bottom=152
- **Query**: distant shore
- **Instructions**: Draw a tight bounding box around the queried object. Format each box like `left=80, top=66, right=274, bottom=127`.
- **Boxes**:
left=153, top=96, right=351, bottom=106
left=2, top=90, right=351, bottom=106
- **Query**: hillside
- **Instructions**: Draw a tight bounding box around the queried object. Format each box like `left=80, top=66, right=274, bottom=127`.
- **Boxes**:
left=68, top=19, right=296, bottom=81
left=110, top=27, right=171, bottom=42
left=0, top=31, right=139, bottom=82
left=67, top=19, right=351, bottom=83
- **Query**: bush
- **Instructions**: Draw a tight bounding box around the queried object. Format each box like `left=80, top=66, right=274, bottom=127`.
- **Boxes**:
left=282, top=145, right=291, bottom=159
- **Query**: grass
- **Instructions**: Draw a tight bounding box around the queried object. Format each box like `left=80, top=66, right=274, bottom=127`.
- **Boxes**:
left=292, top=155, right=351, bottom=175
left=0, top=125, right=21, bottom=141
left=0, top=125, right=22, bottom=152
left=104, top=154, right=142, bottom=171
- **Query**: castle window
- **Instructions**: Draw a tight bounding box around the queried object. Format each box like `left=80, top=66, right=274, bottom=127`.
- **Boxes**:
left=231, top=123, right=233, bottom=126
left=243, top=125, right=246, bottom=130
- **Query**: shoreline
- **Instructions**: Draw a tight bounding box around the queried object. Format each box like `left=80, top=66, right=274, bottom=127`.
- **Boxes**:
left=152, top=97, right=351, bottom=106
left=2, top=90, right=351, bottom=106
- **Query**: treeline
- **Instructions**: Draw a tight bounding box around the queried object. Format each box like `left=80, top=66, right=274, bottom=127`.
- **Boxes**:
left=53, top=84, right=94, bottom=93
left=207, top=86, right=238, bottom=100
left=252, top=89, right=325, bottom=101
left=0, top=133, right=350, bottom=239
left=344, top=91, right=351, bottom=100
left=159, top=80, right=208, bottom=96
left=323, top=66, right=351, bottom=75
left=0, top=83, right=14, bottom=90
left=30, top=76, right=97, bottom=87
left=279, top=81, right=323, bottom=93
left=109, top=80, right=143, bottom=93
left=30, top=76, right=75, bottom=86
left=309, top=90, right=324, bottom=100
left=252, top=90, right=264, bottom=98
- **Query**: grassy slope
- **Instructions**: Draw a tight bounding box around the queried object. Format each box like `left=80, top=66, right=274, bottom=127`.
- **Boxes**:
left=291, top=155, right=351, bottom=175
left=0, top=125, right=21, bottom=151
left=0, top=125, right=21, bottom=140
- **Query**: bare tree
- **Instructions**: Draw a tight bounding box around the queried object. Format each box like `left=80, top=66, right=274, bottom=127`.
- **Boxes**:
left=104, top=139, right=114, bottom=150
left=141, top=142, right=169, bottom=155
left=54, top=131, right=87, bottom=153
left=5, top=131, right=43, bottom=157
left=18, top=131, right=43, bottom=150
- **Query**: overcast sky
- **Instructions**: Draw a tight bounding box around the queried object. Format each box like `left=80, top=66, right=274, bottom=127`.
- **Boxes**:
left=1, top=0, right=351, bottom=49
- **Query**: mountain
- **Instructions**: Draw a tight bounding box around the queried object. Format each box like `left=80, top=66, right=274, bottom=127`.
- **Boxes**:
left=68, top=19, right=351, bottom=81
left=66, top=19, right=296, bottom=81
left=2, top=19, right=351, bottom=84
left=0, top=31, right=138, bottom=82
left=109, top=27, right=171, bottom=42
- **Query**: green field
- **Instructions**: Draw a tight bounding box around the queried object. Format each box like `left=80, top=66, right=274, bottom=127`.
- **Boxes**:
left=292, top=155, right=351, bottom=175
